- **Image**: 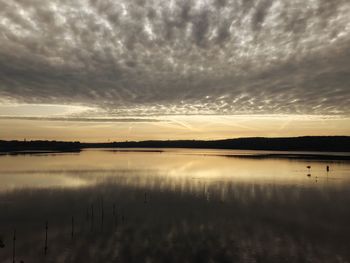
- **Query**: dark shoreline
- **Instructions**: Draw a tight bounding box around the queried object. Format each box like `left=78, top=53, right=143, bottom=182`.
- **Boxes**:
left=1, top=136, right=350, bottom=151
left=1, top=136, right=350, bottom=160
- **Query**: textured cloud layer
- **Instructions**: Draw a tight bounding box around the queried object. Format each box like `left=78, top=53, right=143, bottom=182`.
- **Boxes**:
left=0, top=0, right=349, bottom=116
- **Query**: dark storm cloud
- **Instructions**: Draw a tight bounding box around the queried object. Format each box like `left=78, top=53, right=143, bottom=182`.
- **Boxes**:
left=0, top=0, right=349, bottom=115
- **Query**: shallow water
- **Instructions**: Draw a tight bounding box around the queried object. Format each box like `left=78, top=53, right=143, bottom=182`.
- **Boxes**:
left=0, top=149, right=350, bottom=263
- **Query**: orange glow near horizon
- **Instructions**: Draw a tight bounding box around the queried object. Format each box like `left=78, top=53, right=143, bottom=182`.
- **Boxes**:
left=0, top=103, right=349, bottom=142
left=0, top=114, right=349, bottom=142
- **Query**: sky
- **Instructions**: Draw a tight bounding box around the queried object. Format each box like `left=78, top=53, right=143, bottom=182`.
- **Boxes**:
left=0, top=0, right=349, bottom=141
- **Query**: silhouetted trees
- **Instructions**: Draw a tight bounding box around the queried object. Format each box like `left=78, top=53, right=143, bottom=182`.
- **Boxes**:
left=1, top=136, right=349, bottom=153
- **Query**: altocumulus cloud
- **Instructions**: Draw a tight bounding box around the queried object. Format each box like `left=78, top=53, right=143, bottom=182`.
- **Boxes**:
left=0, top=0, right=349, bottom=116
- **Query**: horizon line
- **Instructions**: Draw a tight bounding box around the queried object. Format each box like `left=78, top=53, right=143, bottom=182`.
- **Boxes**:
left=1, top=135, right=349, bottom=144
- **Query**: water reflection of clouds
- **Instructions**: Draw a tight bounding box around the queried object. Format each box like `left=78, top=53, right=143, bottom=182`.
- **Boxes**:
left=1, top=178, right=350, bottom=263
left=0, top=150, right=350, bottom=261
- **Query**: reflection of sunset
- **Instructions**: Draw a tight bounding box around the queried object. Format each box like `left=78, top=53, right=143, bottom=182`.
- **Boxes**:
left=1, top=150, right=350, bottom=263
left=1, top=149, right=349, bottom=192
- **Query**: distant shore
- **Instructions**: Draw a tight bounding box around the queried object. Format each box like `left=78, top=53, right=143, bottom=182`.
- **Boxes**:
left=1, top=136, right=350, bottom=156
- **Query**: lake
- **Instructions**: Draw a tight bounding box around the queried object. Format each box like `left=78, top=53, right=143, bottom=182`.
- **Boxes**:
left=0, top=149, right=350, bottom=263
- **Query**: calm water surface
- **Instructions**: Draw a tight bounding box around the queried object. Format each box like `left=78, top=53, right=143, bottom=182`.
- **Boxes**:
left=0, top=149, right=350, bottom=263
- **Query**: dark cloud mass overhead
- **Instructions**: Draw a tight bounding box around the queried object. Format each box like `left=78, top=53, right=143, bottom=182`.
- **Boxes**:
left=0, top=0, right=349, bottom=116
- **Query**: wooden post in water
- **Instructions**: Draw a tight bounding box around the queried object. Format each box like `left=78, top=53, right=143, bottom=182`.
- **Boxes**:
left=12, top=229, right=16, bottom=263
left=112, top=203, right=116, bottom=229
left=101, top=197, right=104, bottom=231
left=44, top=221, right=48, bottom=256
left=121, top=208, right=125, bottom=224
left=86, top=206, right=89, bottom=221
left=71, top=216, right=74, bottom=239
left=90, top=204, right=94, bottom=232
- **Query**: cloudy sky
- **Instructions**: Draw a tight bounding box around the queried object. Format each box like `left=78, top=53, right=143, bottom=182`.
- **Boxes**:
left=0, top=0, right=349, bottom=141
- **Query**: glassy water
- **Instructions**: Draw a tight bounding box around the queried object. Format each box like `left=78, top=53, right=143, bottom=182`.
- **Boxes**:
left=0, top=149, right=349, bottom=263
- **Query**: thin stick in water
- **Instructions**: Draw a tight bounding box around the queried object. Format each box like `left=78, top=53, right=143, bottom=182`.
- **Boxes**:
left=101, top=197, right=104, bottom=231
left=44, top=221, right=48, bottom=256
left=91, top=204, right=94, bottom=232
left=12, top=229, right=16, bottom=263
left=71, top=216, right=74, bottom=239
